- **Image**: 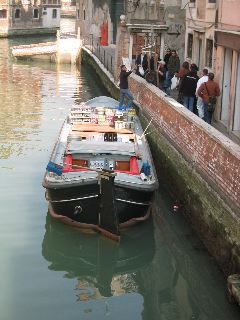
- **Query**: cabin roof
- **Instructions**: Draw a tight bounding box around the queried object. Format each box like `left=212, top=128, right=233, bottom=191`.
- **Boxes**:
left=67, top=140, right=135, bottom=155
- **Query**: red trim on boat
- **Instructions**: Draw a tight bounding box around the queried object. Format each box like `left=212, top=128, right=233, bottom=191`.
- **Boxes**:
left=62, top=154, right=140, bottom=175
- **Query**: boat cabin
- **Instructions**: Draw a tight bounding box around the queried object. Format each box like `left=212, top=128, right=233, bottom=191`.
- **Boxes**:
left=62, top=106, right=141, bottom=176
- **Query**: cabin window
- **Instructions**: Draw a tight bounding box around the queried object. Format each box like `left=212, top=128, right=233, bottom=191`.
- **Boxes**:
left=52, top=9, right=57, bottom=18
left=15, top=8, right=21, bottom=19
left=0, top=9, right=7, bottom=19
left=33, top=8, right=39, bottom=19
left=115, top=161, right=130, bottom=172
left=72, top=159, right=88, bottom=168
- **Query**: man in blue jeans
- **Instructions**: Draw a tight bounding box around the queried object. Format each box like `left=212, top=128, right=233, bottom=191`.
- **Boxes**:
left=179, top=63, right=199, bottom=112
left=119, top=64, right=135, bottom=109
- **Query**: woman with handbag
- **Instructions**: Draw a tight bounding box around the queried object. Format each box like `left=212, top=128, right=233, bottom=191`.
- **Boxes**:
left=197, top=73, right=220, bottom=124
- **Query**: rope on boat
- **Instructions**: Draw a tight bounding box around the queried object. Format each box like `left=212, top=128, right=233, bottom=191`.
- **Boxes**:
left=140, top=118, right=153, bottom=139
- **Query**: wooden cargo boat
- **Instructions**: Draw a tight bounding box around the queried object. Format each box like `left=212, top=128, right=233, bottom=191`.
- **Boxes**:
left=42, top=96, right=158, bottom=240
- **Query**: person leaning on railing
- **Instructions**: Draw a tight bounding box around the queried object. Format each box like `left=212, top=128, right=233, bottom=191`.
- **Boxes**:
left=118, top=64, right=136, bottom=109
left=197, top=72, right=220, bottom=125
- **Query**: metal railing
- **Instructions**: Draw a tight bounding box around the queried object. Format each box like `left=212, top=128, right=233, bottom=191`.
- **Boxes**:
left=82, top=35, right=115, bottom=76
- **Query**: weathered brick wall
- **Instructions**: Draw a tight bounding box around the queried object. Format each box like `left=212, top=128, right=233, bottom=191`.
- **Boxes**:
left=129, top=74, right=240, bottom=214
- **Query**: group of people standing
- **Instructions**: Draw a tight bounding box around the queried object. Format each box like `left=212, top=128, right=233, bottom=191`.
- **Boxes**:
left=119, top=47, right=220, bottom=125
left=176, top=62, right=220, bottom=124
left=157, top=48, right=220, bottom=124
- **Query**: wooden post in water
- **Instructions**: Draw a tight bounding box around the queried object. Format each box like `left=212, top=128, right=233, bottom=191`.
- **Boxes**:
left=98, top=170, right=120, bottom=242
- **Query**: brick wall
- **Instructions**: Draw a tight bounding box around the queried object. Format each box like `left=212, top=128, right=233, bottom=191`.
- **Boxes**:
left=129, top=74, right=240, bottom=215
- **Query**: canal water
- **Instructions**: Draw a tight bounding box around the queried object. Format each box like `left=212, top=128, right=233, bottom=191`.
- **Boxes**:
left=0, top=21, right=239, bottom=320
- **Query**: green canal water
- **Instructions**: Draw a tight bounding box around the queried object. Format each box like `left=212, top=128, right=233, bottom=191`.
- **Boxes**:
left=0, top=24, right=239, bottom=320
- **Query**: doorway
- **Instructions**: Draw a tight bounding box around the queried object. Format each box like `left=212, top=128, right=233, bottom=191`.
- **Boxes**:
left=195, top=37, right=202, bottom=69
left=233, top=53, right=240, bottom=135
left=221, top=48, right=232, bottom=126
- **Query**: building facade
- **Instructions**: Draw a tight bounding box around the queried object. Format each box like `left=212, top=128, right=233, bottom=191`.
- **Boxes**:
left=76, top=1, right=186, bottom=77
left=76, top=0, right=124, bottom=46
left=215, top=0, right=240, bottom=141
left=184, top=0, right=217, bottom=71
left=76, top=0, right=187, bottom=59
left=61, top=0, right=76, bottom=18
left=0, top=0, right=61, bottom=37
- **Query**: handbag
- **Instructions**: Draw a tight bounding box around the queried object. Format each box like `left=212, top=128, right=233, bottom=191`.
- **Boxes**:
left=205, top=83, right=217, bottom=113
left=139, top=66, right=145, bottom=76
left=171, top=75, right=178, bottom=90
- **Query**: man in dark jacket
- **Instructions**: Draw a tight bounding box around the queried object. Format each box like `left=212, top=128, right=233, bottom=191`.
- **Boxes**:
left=135, top=49, right=148, bottom=77
left=165, top=49, right=180, bottom=94
left=167, top=50, right=180, bottom=78
left=164, top=48, right=172, bottom=70
left=180, top=64, right=199, bottom=112
left=119, top=65, right=134, bottom=109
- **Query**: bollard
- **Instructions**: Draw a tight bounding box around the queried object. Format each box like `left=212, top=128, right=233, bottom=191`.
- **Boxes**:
left=97, top=170, right=120, bottom=241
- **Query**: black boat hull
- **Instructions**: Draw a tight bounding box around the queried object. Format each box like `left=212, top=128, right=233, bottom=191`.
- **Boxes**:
left=46, top=183, right=154, bottom=229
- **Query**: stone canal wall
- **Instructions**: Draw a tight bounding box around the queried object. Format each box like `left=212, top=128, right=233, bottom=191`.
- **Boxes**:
left=82, top=47, right=119, bottom=99
left=81, top=48, right=240, bottom=275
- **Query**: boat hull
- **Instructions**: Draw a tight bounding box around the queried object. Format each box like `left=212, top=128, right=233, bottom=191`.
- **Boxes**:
left=45, top=183, right=154, bottom=229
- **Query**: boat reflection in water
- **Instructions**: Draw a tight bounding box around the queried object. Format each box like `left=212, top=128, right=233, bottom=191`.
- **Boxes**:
left=42, top=214, right=155, bottom=301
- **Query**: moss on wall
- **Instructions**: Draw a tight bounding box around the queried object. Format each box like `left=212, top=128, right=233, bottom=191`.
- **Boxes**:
left=140, top=112, right=240, bottom=275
